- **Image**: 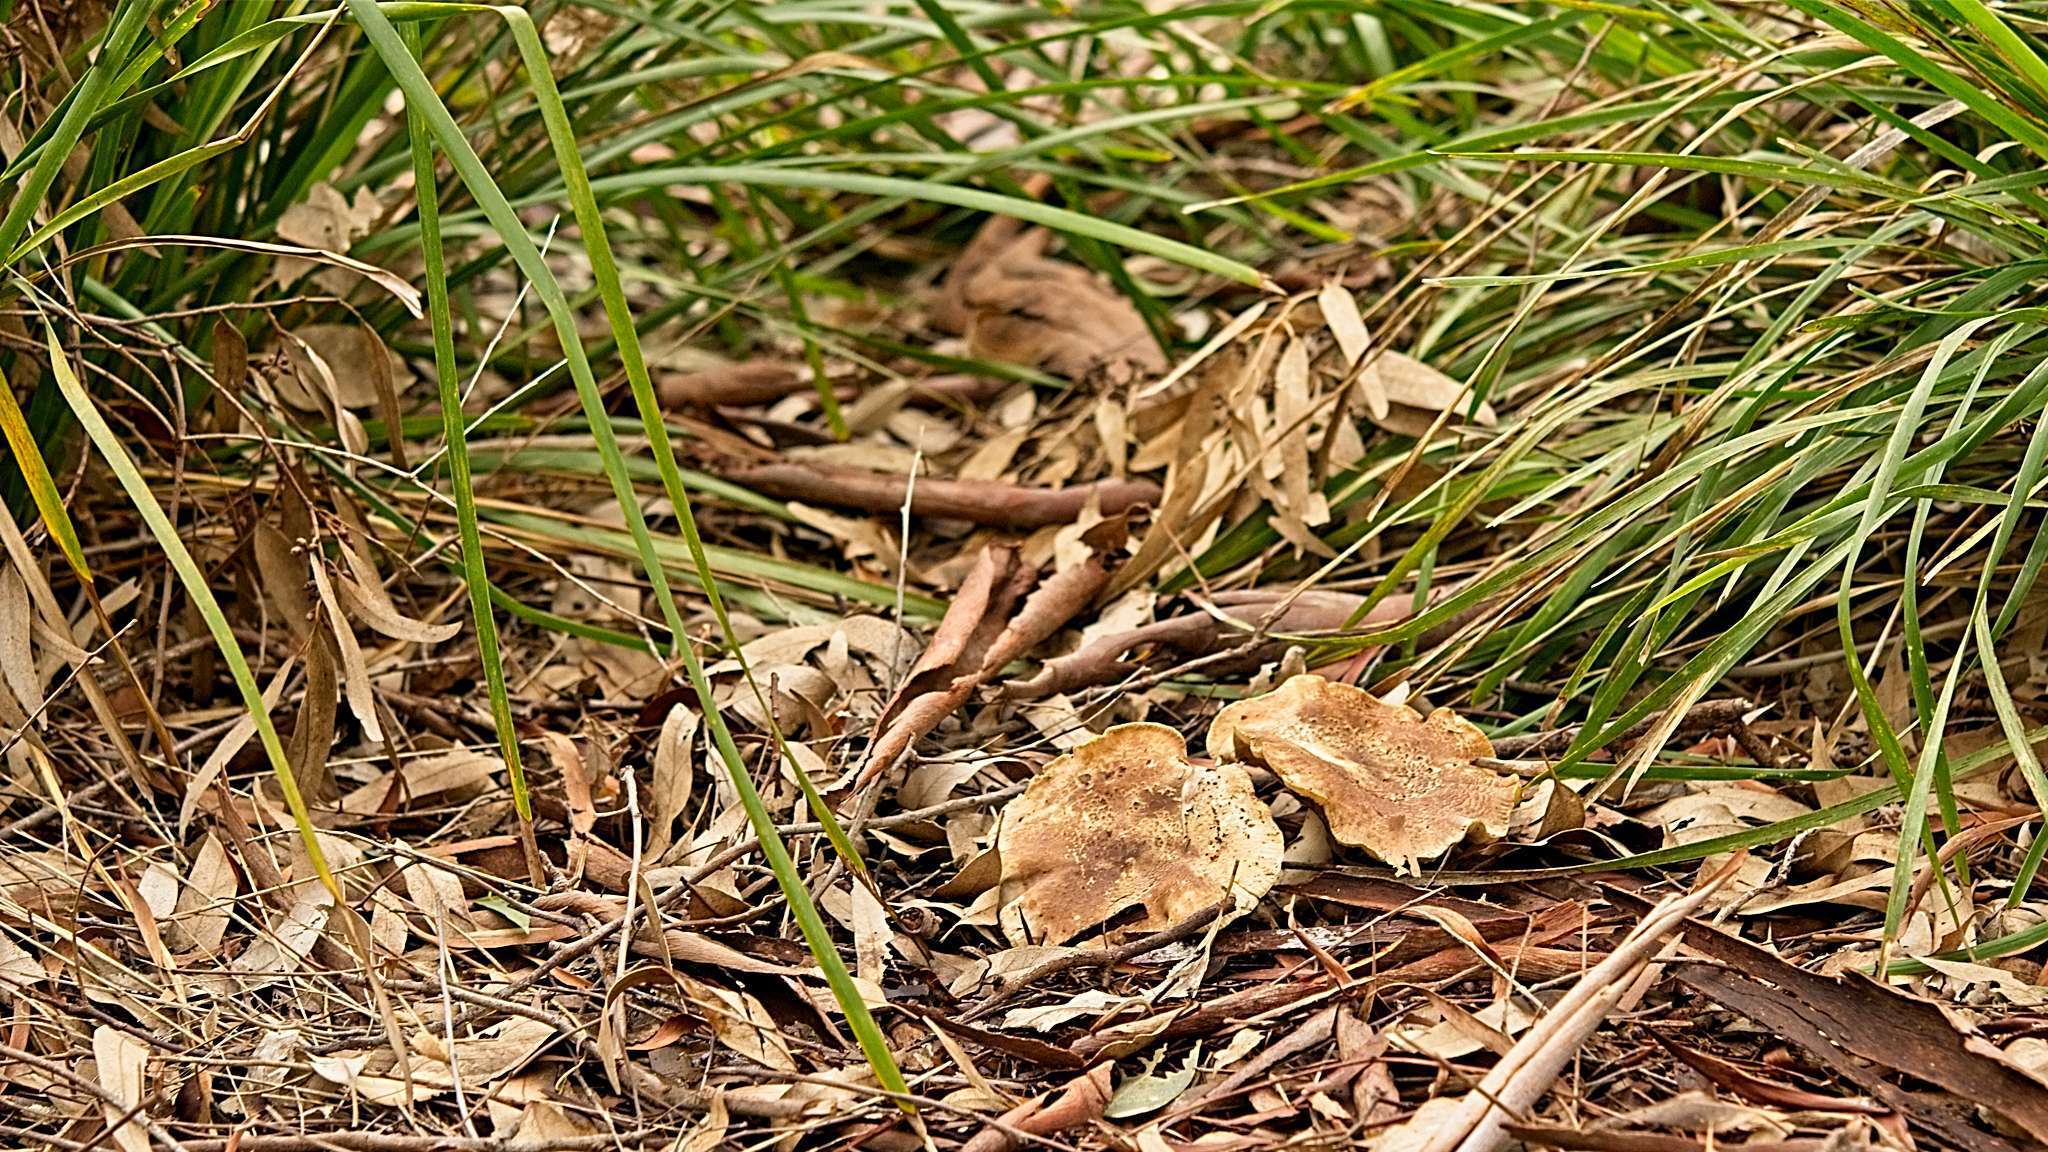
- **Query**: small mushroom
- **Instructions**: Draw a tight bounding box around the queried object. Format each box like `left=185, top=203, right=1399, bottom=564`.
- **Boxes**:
left=1208, top=675, right=1518, bottom=872
left=995, top=723, right=1282, bottom=947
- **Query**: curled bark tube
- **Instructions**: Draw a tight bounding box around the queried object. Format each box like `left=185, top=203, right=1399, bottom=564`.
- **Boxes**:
left=855, top=553, right=1108, bottom=787
left=659, top=363, right=1011, bottom=409
left=1004, top=591, right=1418, bottom=700
left=730, top=461, right=1162, bottom=529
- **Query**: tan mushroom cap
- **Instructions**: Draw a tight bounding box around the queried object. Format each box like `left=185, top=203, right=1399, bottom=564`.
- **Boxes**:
left=1207, top=675, right=1518, bottom=871
left=995, top=723, right=1282, bottom=947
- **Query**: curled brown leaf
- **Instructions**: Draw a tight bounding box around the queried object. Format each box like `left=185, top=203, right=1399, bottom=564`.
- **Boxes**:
left=937, top=215, right=1166, bottom=384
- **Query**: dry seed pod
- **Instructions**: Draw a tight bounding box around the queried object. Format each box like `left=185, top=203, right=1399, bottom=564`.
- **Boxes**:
left=1208, top=674, right=1517, bottom=871
left=995, top=723, right=1281, bottom=946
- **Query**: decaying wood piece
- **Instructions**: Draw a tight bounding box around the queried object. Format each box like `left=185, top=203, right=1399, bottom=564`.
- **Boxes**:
left=729, top=460, right=1160, bottom=528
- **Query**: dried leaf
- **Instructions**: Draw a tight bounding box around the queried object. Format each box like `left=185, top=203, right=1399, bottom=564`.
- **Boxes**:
left=0, top=850, right=89, bottom=917
left=339, top=750, right=497, bottom=814
left=849, top=880, right=892, bottom=988
left=1318, top=280, right=1373, bottom=369
left=310, top=561, right=383, bottom=743
left=1209, top=674, right=1518, bottom=870
left=938, top=220, right=1166, bottom=384
left=683, top=975, right=797, bottom=1071
left=401, top=860, right=470, bottom=932
left=92, top=1025, right=151, bottom=1152
left=345, top=1016, right=559, bottom=1107
left=286, top=631, right=339, bottom=804
left=136, top=862, right=178, bottom=923
left=171, top=833, right=237, bottom=956
left=276, top=183, right=382, bottom=254
left=250, top=519, right=313, bottom=642
left=512, top=1100, right=596, bottom=1140
left=0, top=931, right=40, bottom=997
left=179, top=656, right=296, bottom=833
left=1105, top=1049, right=1200, bottom=1119
left=334, top=576, right=459, bottom=645
left=646, top=703, right=699, bottom=861
left=0, top=561, right=40, bottom=718
left=1363, top=352, right=1497, bottom=436
left=1272, top=337, right=1330, bottom=552
left=996, top=722, right=1282, bottom=946
left=231, top=888, right=331, bottom=981
left=674, top=1091, right=729, bottom=1152
left=1318, top=279, right=1385, bottom=420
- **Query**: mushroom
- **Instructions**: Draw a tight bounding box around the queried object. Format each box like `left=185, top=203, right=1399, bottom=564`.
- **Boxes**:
left=995, top=723, right=1282, bottom=947
left=1208, top=675, right=1518, bottom=872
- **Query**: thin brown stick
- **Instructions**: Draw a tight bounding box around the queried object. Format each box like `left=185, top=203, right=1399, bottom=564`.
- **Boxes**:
left=1491, top=698, right=1753, bottom=758
left=179, top=1136, right=661, bottom=1152
left=728, top=462, right=1161, bottom=528
left=660, top=363, right=1009, bottom=409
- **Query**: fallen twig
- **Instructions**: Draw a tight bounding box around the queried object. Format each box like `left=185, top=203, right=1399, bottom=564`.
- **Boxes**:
left=1491, top=698, right=1755, bottom=758
left=659, top=362, right=1009, bottom=409
left=1390, top=857, right=1744, bottom=1152
left=1006, top=589, right=1416, bottom=700
left=728, top=461, right=1160, bottom=528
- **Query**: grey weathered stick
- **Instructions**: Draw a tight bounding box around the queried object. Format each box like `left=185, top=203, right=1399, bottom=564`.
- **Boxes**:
left=1402, top=856, right=1745, bottom=1152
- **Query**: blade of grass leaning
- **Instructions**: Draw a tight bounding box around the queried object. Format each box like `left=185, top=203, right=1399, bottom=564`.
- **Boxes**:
left=489, top=4, right=882, bottom=893
left=484, top=17, right=892, bottom=748
left=1844, top=320, right=1991, bottom=954
left=344, top=0, right=688, bottom=644
left=401, top=21, right=542, bottom=886
left=1978, top=612, right=2048, bottom=906
left=0, top=0, right=153, bottom=261
left=40, top=321, right=340, bottom=901
left=0, top=361, right=181, bottom=771
left=347, top=0, right=908, bottom=1102
left=490, top=0, right=899, bottom=1085
left=569, top=166, right=1268, bottom=287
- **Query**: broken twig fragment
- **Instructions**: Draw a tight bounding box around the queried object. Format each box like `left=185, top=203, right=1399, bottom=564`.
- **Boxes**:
left=730, top=461, right=1159, bottom=528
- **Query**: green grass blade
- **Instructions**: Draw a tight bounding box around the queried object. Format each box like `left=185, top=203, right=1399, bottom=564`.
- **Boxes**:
left=350, top=0, right=908, bottom=1101
left=40, top=320, right=340, bottom=901
left=401, top=21, right=539, bottom=879
left=0, top=0, right=154, bottom=260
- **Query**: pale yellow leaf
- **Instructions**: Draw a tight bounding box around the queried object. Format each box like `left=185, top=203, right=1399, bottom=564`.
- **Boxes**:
left=92, top=1025, right=151, bottom=1152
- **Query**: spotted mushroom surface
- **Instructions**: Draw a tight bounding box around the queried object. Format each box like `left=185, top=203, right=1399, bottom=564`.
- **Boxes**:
left=994, top=722, right=1282, bottom=947
left=1207, top=674, right=1518, bottom=871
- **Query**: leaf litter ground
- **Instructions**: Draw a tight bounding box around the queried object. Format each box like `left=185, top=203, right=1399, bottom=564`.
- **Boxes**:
left=9, top=238, right=2047, bottom=1152
left=12, top=27, right=2048, bottom=1152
